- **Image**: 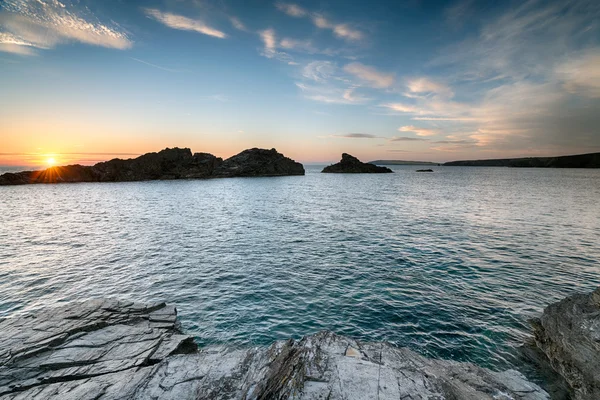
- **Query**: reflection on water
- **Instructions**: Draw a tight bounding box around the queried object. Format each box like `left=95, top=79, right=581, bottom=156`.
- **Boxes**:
left=0, top=165, right=598, bottom=372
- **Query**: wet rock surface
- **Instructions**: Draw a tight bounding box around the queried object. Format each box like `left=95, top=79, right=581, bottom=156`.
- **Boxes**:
left=0, top=299, right=549, bottom=399
left=322, top=153, right=393, bottom=173
left=0, top=147, right=304, bottom=185
left=531, top=286, right=600, bottom=400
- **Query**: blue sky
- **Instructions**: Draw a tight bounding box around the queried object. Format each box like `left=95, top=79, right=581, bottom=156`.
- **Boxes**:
left=1, top=0, right=599, bottom=165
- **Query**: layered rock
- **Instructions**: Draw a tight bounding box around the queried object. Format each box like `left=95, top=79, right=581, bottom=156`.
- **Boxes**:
left=0, top=299, right=548, bottom=399
left=0, top=148, right=304, bottom=185
left=322, top=153, right=393, bottom=173
left=531, top=286, right=600, bottom=400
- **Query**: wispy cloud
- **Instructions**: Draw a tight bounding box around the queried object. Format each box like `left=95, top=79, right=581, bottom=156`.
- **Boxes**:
left=333, top=133, right=380, bottom=139
left=259, top=28, right=277, bottom=57
left=144, top=8, right=226, bottom=39
left=0, top=0, right=132, bottom=55
left=555, top=49, right=600, bottom=98
left=296, top=82, right=365, bottom=104
left=344, top=63, right=394, bottom=89
left=381, top=103, right=421, bottom=113
left=275, top=3, right=364, bottom=42
left=312, top=15, right=364, bottom=41
left=406, top=77, right=453, bottom=98
left=130, top=57, right=180, bottom=73
left=229, top=16, right=247, bottom=31
left=275, top=3, right=307, bottom=18
left=390, top=136, right=429, bottom=142
left=398, top=126, right=439, bottom=137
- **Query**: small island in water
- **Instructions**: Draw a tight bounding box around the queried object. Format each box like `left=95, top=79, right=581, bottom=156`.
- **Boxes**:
left=0, top=147, right=305, bottom=186
left=322, top=153, right=393, bottom=173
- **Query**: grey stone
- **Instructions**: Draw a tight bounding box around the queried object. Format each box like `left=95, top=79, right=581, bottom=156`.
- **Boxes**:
left=0, top=300, right=549, bottom=399
left=531, top=286, right=600, bottom=400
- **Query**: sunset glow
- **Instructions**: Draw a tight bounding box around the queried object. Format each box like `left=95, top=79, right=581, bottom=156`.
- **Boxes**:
left=1, top=0, right=599, bottom=168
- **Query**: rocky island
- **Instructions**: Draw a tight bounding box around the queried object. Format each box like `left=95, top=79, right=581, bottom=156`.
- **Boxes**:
left=0, top=148, right=305, bottom=186
left=0, top=299, right=549, bottom=399
left=322, top=153, right=393, bottom=173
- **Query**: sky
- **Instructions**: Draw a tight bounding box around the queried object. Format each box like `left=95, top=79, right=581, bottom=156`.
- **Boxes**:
left=0, top=0, right=599, bottom=167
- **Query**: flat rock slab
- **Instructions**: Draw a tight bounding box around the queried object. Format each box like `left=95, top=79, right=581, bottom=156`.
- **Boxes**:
left=0, top=299, right=548, bottom=399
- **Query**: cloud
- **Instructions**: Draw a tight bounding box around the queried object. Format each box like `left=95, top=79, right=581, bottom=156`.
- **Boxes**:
left=311, top=14, right=363, bottom=41
left=333, top=133, right=380, bottom=139
left=275, top=3, right=307, bottom=18
left=555, top=49, right=600, bottom=98
left=398, top=126, right=439, bottom=137
left=130, top=57, right=180, bottom=73
left=259, top=28, right=277, bottom=58
left=280, top=37, right=315, bottom=52
left=275, top=3, right=364, bottom=42
left=381, top=103, right=420, bottom=113
left=229, top=16, right=247, bottom=31
left=342, top=87, right=370, bottom=103
left=295, top=82, right=366, bottom=104
left=344, top=62, right=394, bottom=88
left=144, top=9, right=226, bottom=39
left=406, top=77, right=453, bottom=97
left=302, top=61, right=336, bottom=82
left=0, top=0, right=132, bottom=54
left=390, top=136, right=429, bottom=142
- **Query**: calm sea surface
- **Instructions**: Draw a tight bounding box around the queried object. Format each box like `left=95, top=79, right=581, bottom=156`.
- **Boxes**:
left=0, top=165, right=598, bottom=373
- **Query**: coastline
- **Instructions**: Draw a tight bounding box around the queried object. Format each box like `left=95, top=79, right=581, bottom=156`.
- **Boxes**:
left=3, top=288, right=598, bottom=399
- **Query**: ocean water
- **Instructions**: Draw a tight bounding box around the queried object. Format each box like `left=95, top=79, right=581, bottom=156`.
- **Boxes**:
left=0, top=165, right=598, bottom=374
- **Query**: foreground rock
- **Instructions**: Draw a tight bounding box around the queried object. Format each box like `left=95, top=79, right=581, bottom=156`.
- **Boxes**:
left=322, top=153, right=393, bottom=173
left=531, top=286, right=600, bottom=400
left=0, top=299, right=548, bottom=399
left=0, top=148, right=304, bottom=185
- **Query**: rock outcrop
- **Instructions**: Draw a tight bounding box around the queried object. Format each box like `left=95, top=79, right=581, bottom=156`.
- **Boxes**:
left=213, top=148, right=305, bottom=178
left=0, top=299, right=548, bottom=399
left=0, top=148, right=304, bottom=185
left=531, top=286, right=600, bottom=400
left=322, top=153, right=393, bottom=173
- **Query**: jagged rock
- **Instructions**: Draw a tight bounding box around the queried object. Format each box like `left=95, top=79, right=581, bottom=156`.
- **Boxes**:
left=0, top=148, right=303, bottom=185
left=0, top=299, right=548, bottom=399
left=531, top=286, right=600, bottom=400
left=213, top=148, right=305, bottom=177
left=322, top=153, right=393, bottom=173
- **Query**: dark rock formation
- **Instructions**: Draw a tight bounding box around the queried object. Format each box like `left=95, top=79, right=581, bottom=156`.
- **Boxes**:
left=416, top=169, right=434, bottom=172
left=213, top=148, right=305, bottom=178
left=322, top=153, right=393, bottom=173
left=531, top=286, right=600, bottom=400
left=0, top=299, right=549, bottom=399
left=444, top=152, right=600, bottom=168
left=0, top=147, right=304, bottom=185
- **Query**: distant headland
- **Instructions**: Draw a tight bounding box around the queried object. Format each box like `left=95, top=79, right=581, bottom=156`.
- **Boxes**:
left=0, top=148, right=305, bottom=186
left=369, top=160, right=438, bottom=166
left=443, top=152, right=600, bottom=168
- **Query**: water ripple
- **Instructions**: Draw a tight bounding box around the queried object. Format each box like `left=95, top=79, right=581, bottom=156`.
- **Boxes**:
left=0, top=165, right=598, bottom=374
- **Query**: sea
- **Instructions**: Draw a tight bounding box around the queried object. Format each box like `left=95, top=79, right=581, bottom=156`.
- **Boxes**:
left=0, top=165, right=598, bottom=377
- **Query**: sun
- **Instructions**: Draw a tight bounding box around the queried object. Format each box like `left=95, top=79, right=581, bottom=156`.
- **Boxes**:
left=46, top=157, right=56, bottom=167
